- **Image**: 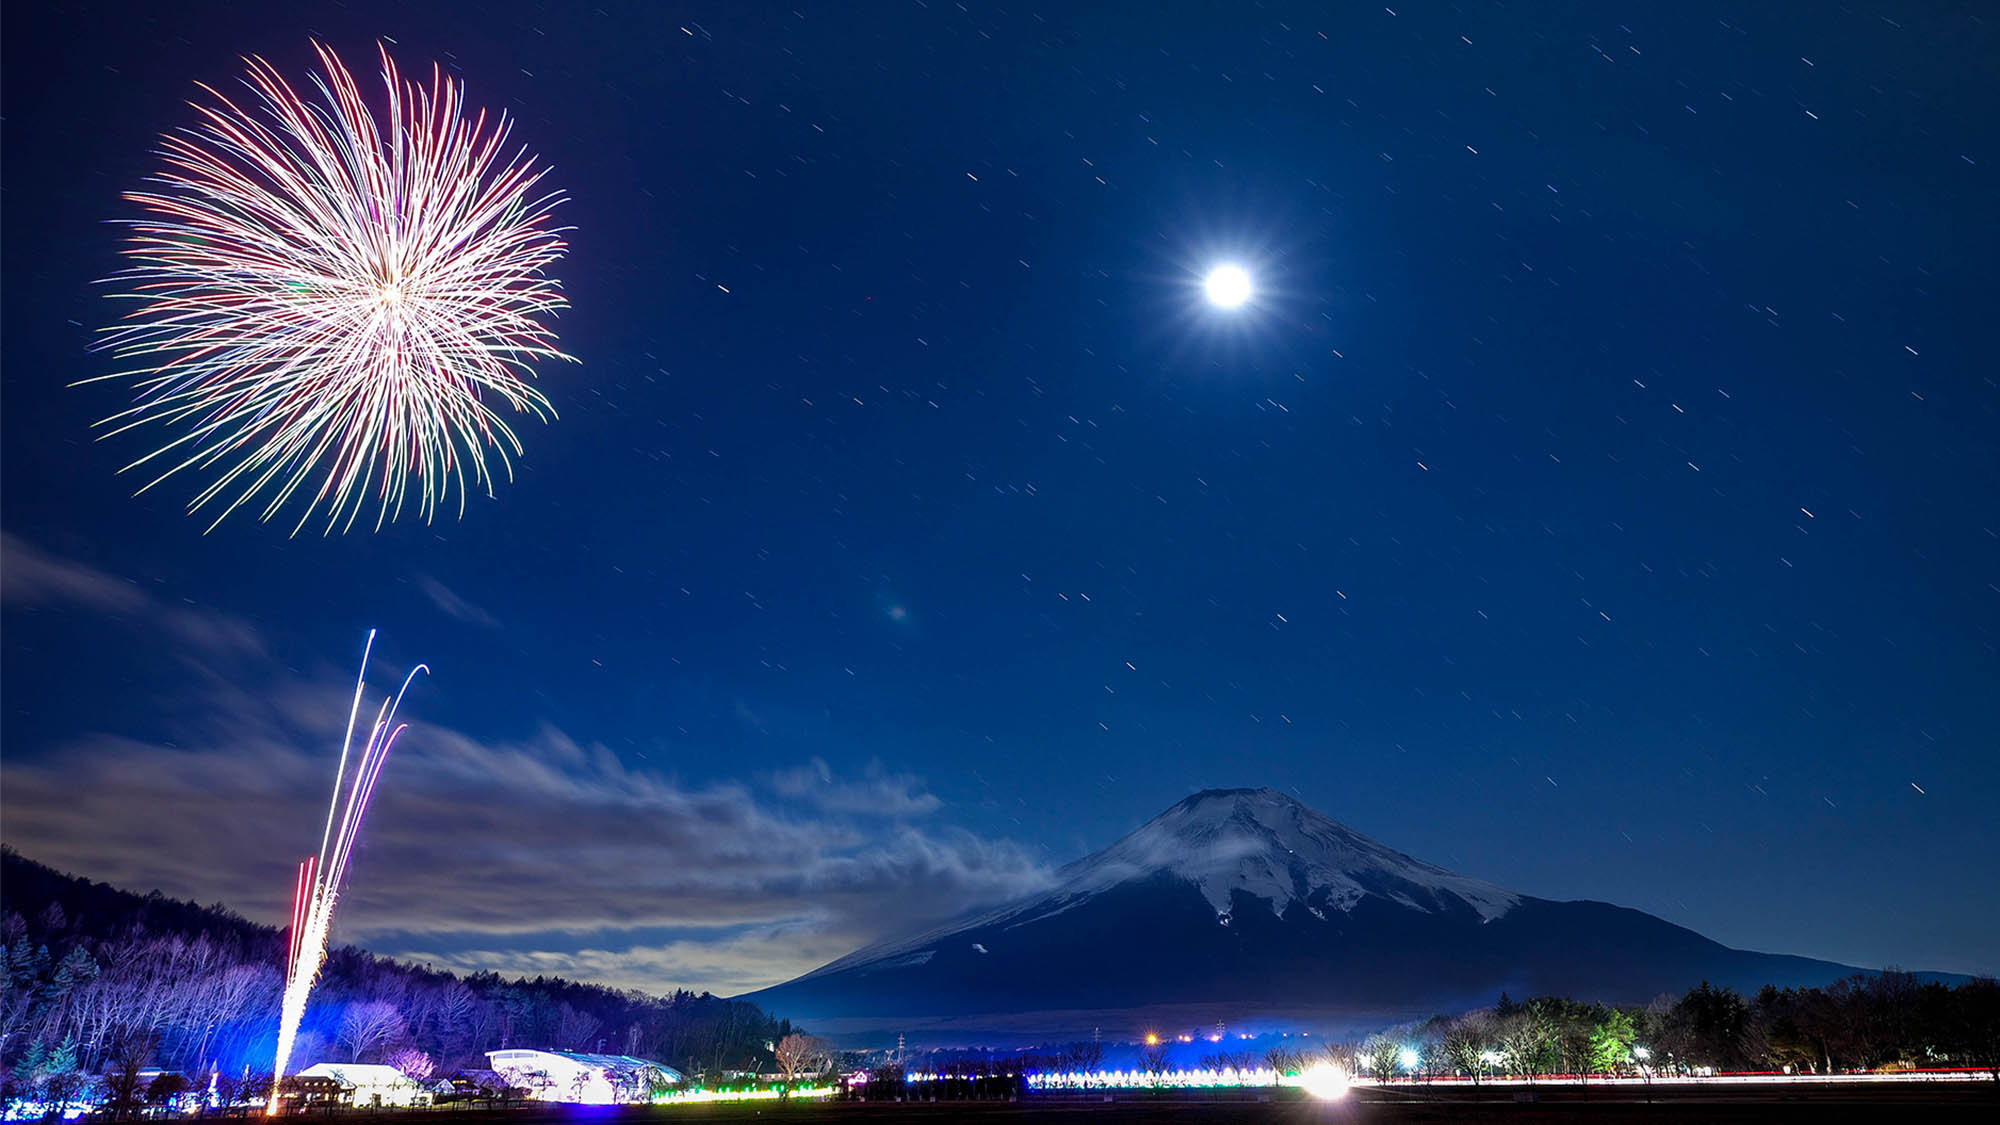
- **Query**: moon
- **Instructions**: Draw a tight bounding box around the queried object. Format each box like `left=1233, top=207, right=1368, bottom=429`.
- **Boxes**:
left=1203, top=264, right=1253, bottom=309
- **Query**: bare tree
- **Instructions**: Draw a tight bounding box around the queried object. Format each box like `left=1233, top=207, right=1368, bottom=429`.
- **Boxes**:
left=774, top=1032, right=831, bottom=1096
left=389, top=1046, right=436, bottom=1082
left=1499, top=1014, right=1544, bottom=1080
left=103, top=1034, right=154, bottom=1121
left=434, top=981, right=477, bottom=1057
left=292, top=1029, right=333, bottom=1071
left=1363, top=1035, right=1402, bottom=1080
left=462, top=996, right=501, bottom=1064
left=514, top=1068, right=555, bottom=1102
left=1439, top=1017, right=1488, bottom=1080
left=1139, top=1043, right=1172, bottom=1081
left=1265, top=1045, right=1308, bottom=1077
left=556, top=1003, right=601, bottom=1050
left=401, top=986, right=441, bottom=1045
left=338, top=999, right=405, bottom=1062
left=645, top=1065, right=680, bottom=1102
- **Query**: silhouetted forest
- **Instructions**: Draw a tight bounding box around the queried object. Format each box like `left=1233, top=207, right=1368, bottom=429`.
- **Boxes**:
left=1247, top=979, right=2000, bottom=1080
left=1, top=850, right=791, bottom=1098
left=878, top=977, right=2000, bottom=1088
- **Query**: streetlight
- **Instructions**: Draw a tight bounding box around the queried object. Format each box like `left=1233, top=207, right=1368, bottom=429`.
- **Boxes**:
left=1632, top=1045, right=1655, bottom=1104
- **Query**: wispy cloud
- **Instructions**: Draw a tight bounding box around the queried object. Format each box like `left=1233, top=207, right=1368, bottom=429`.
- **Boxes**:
left=1, top=674, right=1050, bottom=996
left=1, top=533, right=263, bottom=656
left=415, top=574, right=500, bottom=629
left=2, top=533, right=148, bottom=613
left=769, top=756, right=943, bottom=818
left=0, top=533, right=1050, bottom=997
left=403, top=925, right=871, bottom=998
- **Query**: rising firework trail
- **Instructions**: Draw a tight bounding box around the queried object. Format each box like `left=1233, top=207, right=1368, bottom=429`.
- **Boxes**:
left=269, top=631, right=426, bottom=1114
left=86, top=42, right=574, bottom=535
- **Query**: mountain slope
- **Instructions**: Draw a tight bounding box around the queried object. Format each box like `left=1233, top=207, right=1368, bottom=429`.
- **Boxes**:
left=741, top=788, right=1874, bottom=1038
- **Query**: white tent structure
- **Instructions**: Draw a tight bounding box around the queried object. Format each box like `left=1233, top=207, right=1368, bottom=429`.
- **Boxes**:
left=295, top=1063, right=430, bottom=1107
left=486, top=1049, right=683, bottom=1105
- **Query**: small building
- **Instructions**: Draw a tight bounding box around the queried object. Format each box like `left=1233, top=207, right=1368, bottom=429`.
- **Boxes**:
left=276, top=1073, right=347, bottom=1111
left=294, top=1063, right=430, bottom=1108
left=485, top=1049, right=683, bottom=1105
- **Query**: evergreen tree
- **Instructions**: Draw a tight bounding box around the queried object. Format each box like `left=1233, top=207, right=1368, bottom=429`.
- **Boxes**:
left=12, top=945, right=49, bottom=987
left=1589, top=1009, right=1636, bottom=1073
left=12, top=1039, right=46, bottom=1089
left=42, top=948, right=98, bottom=1004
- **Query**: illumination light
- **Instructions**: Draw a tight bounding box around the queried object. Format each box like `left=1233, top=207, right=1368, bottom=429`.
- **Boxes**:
left=1399, top=1048, right=1421, bottom=1071
left=1300, top=1064, right=1350, bottom=1100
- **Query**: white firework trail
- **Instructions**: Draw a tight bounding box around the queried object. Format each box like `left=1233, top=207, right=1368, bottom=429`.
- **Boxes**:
left=269, top=631, right=426, bottom=1113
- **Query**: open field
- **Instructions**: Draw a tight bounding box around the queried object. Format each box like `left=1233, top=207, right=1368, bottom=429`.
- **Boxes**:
left=297, top=1081, right=1999, bottom=1123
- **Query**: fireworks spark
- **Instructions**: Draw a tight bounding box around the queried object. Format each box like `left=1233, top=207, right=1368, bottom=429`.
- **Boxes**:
left=87, top=43, right=574, bottom=535
left=269, top=631, right=426, bottom=1113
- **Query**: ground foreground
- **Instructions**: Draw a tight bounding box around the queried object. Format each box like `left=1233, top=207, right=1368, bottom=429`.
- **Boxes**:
left=332, top=1083, right=1995, bottom=1123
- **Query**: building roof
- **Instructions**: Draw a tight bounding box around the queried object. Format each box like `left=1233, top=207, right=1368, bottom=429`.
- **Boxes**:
left=486, top=1049, right=683, bottom=1083
left=295, top=1064, right=420, bottom=1087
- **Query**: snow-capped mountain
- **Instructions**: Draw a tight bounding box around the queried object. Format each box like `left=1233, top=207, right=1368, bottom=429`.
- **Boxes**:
left=1058, top=785, right=1522, bottom=924
left=742, top=788, right=1868, bottom=1039
left=803, top=787, right=1518, bottom=983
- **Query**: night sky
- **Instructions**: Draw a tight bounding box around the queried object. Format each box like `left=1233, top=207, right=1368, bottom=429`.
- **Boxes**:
left=4, top=0, right=1996, bottom=995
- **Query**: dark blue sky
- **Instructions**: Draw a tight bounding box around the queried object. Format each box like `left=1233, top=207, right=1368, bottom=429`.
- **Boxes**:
left=4, top=0, right=1996, bottom=990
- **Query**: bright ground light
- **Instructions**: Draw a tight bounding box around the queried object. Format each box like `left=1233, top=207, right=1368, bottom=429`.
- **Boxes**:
left=1203, top=264, right=1253, bottom=308
left=1300, top=1063, right=1350, bottom=1100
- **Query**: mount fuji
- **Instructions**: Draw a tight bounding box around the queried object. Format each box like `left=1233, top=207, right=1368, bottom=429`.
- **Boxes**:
left=741, top=788, right=1874, bottom=1040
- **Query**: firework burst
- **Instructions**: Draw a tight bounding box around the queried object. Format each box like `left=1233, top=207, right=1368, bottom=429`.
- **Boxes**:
left=270, top=630, right=426, bottom=1113
left=88, top=43, right=573, bottom=534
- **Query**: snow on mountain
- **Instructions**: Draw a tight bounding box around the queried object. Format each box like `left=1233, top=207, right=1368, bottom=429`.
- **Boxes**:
left=747, top=787, right=1881, bottom=1037
left=1063, top=787, right=1520, bottom=924
left=801, top=787, right=1514, bottom=980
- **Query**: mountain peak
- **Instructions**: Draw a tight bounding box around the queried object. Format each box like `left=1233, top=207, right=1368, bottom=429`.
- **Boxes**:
left=1074, top=786, right=1521, bottom=924
left=795, top=788, right=1523, bottom=986
left=1168, top=786, right=1313, bottom=824
left=1172, top=786, right=1299, bottom=817
left=1182, top=785, right=1285, bottom=801
left=750, top=788, right=1879, bottom=1033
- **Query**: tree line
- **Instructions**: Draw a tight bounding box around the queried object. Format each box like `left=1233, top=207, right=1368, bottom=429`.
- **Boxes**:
left=1300, top=976, right=1999, bottom=1080
left=828, top=974, right=1999, bottom=1090
left=1, top=850, right=791, bottom=1108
